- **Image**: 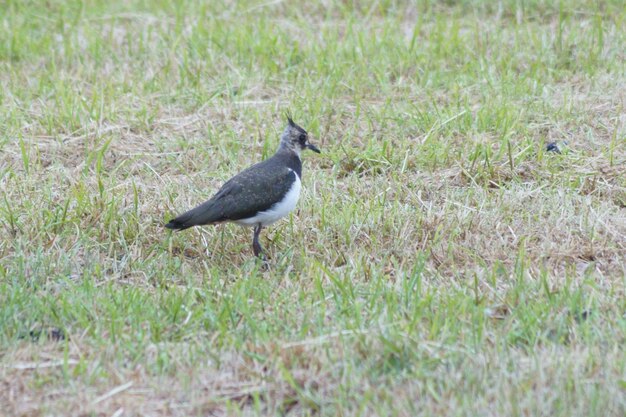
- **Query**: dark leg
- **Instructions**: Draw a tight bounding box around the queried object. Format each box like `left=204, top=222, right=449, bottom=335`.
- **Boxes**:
left=252, top=224, right=264, bottom=258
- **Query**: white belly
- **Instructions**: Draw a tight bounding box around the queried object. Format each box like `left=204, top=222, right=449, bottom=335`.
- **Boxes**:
left=234, top=172, right=301, bottom=227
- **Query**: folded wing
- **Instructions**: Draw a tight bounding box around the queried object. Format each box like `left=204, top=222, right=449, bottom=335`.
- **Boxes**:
left=165, top=158, right=297, bottom=230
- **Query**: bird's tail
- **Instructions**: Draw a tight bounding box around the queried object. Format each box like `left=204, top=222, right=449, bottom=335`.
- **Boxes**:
left=165, top=201, right=222, bottom=231
left=164, top=218, right=192, bottom=231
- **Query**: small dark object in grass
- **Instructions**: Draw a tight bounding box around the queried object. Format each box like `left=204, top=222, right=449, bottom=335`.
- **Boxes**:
left=565, top=309, right=592, bottom=324
left=546, top=141, right=568, bottom=154
left=28, top=327, right=67, bottom=342
left=574, top=309, right=592, bottom=323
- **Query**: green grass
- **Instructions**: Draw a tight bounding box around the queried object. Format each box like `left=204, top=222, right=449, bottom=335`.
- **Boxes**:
left=1, top=0, right=625, bottom=415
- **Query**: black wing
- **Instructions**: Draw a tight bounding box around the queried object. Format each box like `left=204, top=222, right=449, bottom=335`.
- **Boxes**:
left=165, top=157, right=298, bottom=230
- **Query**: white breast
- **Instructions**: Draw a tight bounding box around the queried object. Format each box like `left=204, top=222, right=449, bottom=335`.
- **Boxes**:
left=235, top=170, right=302, bottom=227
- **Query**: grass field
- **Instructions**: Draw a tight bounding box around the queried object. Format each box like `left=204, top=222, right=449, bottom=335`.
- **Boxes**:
left=1, top=0, right=625, bottom=415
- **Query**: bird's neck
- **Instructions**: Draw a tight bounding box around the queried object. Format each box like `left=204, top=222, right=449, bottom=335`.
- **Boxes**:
left=276, top=143, right=301, bottom=158
left=273, top=146, right=303, bottom=178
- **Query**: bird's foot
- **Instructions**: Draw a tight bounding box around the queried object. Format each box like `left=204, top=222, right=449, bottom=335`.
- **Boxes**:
left=259, top=257, right=270, bottom=271
left=253, top=250, right=269, bottom=270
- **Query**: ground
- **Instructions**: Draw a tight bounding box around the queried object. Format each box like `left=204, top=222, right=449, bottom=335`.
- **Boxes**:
left=0, top=0, right=625, bottom=416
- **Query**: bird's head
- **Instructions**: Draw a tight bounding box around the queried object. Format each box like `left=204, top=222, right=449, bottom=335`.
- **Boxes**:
left=279, top=117, right=321, bottom=156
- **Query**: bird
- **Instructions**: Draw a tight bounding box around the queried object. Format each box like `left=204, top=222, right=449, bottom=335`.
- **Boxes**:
left=165, top=117, right=321, bottom=258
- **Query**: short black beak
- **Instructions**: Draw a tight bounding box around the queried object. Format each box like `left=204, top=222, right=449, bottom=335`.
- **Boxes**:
left=306, top=143, right=321, bottom=153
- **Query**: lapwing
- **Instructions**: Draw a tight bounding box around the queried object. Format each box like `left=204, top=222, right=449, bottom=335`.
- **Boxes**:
left=165, top=117, right=321, bottom=258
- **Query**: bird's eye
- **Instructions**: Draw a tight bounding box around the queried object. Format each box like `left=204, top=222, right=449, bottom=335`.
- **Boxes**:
left=298, top=134, right=306, bottom=143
